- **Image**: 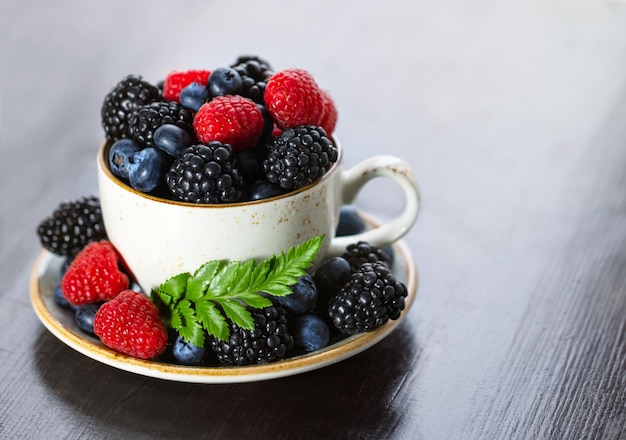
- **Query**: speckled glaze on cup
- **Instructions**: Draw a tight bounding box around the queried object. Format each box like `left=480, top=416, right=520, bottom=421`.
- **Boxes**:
left=97, top=139, right=420, bottom=293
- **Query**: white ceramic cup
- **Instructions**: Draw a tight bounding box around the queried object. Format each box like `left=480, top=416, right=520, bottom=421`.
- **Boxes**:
left=97, top=139, right=420, bottom=293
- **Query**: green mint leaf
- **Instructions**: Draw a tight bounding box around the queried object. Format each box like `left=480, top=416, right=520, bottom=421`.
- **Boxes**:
left=155, top=272, right=190, bottom=305
left=249, top=258, right=272, bottom=289
left=174, top=300, right=205, bottom=347
left=236, top=292, right=274, bottom=309
left=170, top=306, right=183, bottom=329
left=207, top=260, right=243, bottom=297
left=219, top=299, right=254, bottom=331
left=243, top=234, right=324, bottom=297
left=179, top=321, right=205, bottom=347
left=229, top=259, right=255, bottom=293
left=155, top=234, right=324, bottom=347
left=187, top=260, right=224, bottom=301
left=254, top=282, right=293, bottom=297
left=195, top=299, right=229, bottom=342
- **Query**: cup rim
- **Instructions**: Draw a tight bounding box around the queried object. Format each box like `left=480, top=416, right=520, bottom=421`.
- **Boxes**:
left=98, top=136, right=343, bottom=208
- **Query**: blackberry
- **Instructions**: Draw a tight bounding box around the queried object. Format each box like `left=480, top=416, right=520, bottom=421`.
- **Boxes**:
left=261, top=125, right=338, bottom=191
left=166, top=142, right=243, bottom=203
left=231, top=57, right=274, bottom=104
left=232, top=55, right=273, bottom=69
left=210, top=305, right=293, bottom=366
left=156, top=79, right=164, bottom=94
left=328, top=262, right=408, bottom=335
left=101, top=75, right=161, bottom=142
left=128, top=101, right=194, bottom=148
left=342, top=241, right=393, bottom=273
left=37, top=196, right=107, bottom=258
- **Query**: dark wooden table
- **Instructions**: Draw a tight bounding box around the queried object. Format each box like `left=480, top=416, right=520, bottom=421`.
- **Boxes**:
left=2, top=1, right=626, bottom=439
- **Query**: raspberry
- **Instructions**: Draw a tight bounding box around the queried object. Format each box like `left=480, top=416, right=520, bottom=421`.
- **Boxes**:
left=264, top=68, right=324, bottom=129
left=36, top=196, right=107, bottom=258
left=271, top=125, right=282, bottom=137
left=163, top=69, right=211, bottom=102
left=93, top=290, right=168, bottom=359
left=61, top=241, right=129, bottom=306
left=193, top=95, right=264, bottom=152
left=318, top=89, right=338, bottom=137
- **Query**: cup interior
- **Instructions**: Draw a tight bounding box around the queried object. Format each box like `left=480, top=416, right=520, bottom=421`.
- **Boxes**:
left=98, top=137, right=343, bottom=207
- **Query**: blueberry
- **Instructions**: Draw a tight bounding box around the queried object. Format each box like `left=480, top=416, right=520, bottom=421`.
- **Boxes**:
left=127, top=147, right=171, bottom=193
left=292, top=314, right=330, bottom=352
left=247, top=180, right=286, bottom=201
left=75, top=303, right=101, bottom=335
left=208, top=67, right=242, bottom=97
left=180, top=82, right=209, bottom=112
left=336, top=207, right=366, bottom=237
left=108, top=138, right=141, bottom=179
left=154, top=124, right=193, bottom=158
left=172, top=335, right=206, bottom=365
left=313, top=257, right=351, bottom=306
left=60, top=257, right=72, bottom=277
left=314, top=257, right=351, bottom=291
left=382, top=245, right=395, bottom=267
left=54, top=259, right=76, bottom=309
left=276, top=274, right=318, bottom=315
left=53, top=284, right=73, bottom=309
left=59, top=254, right=74, bottom=279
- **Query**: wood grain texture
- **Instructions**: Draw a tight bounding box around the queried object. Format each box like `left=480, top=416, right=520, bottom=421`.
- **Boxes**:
left=2, top=1, right=626, bottom=439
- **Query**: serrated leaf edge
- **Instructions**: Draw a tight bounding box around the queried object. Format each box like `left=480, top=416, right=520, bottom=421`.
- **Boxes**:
left=156, top=234, right=324, bottom=345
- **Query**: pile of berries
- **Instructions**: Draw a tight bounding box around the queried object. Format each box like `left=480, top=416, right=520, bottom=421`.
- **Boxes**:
left=101, top=55, right=339, bottom=203
left=37, top=199, right=408, bottom=366
left=34, top=55, right=407, bottom=367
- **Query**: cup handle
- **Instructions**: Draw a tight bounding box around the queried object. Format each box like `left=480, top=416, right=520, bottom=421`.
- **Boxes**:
left=327, top=155, right=421, bottom=256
